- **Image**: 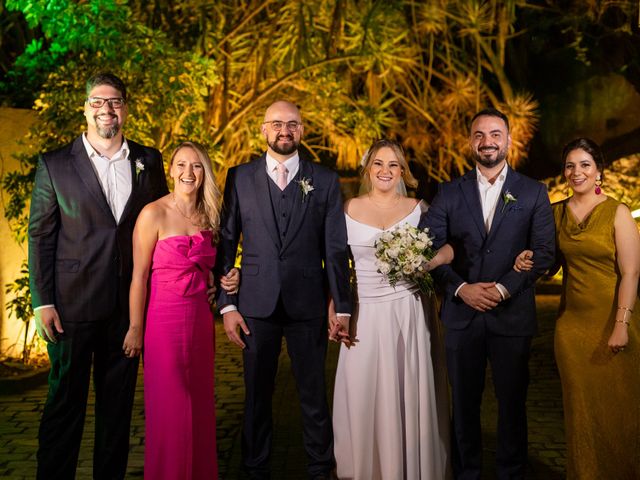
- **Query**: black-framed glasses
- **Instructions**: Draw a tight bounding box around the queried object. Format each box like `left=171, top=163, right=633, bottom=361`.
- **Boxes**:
left=87, top=97, right=126, bottom=109
left=264, top=120, right=302, bottom=132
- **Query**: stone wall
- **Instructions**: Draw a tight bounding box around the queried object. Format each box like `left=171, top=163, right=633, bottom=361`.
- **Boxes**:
left=0, top=108, right=36, bottom=358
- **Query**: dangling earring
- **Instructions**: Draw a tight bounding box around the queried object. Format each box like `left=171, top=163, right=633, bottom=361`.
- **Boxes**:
left=595, top=175, right=602, bottom=195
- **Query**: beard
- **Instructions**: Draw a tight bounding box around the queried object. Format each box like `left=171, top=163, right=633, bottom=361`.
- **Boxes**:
left=268, top=133, right=299, bottom=156
left=94, top=114, right=120, bottom=139
left=473, top=145, right=508, bottom=169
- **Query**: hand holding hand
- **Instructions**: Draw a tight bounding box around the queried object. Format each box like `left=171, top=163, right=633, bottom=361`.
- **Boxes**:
left=221, top=268, right=240, bottom=294
left=35, top=307, right=63, bottom=343
left=329, top=316, right=354, bottom=347
left=458, top=282, right=502, bottom=312
left=514, top=250, right=534, bottom=272
left=122, top=326, right=143, bottom=358
left=223, top=310, right=250, bottom=349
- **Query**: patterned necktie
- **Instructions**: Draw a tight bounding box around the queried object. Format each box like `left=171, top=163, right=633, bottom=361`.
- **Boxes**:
left=276, top=163, right=288, bottom=190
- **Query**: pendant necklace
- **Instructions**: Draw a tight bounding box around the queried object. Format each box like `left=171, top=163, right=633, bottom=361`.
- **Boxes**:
left=172, top=193, right=202, bottom=227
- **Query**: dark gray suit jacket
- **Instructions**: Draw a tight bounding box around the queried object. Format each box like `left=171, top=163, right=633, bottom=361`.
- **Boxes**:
left=28, top=135, right=168, bottom=324
left=215, top=154, right=351, bottom=319
left=421, top=166, right=555, bottom=336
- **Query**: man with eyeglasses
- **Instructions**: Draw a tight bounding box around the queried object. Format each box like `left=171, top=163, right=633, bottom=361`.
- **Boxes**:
left=216, top=100, right=352, bottom=479
left=28, top=72, right=168, bottom=479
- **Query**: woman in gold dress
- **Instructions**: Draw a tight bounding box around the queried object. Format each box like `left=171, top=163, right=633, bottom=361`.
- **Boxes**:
left=516, top=138, right=640, bottom=479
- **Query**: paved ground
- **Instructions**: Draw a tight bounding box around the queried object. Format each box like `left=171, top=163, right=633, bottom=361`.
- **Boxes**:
left=0, top=294, right=564, bottom=479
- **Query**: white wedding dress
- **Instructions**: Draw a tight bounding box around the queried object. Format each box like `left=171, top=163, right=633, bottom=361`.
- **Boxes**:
left=333, top=202, right=451, bottom=480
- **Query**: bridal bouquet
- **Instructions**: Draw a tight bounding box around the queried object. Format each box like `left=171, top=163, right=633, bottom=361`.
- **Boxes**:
left=374, top=223, right=436, bottom=295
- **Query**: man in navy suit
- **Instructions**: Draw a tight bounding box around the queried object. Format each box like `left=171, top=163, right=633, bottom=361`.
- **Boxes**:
left=28, top=72, right=168, bottom=479
left=215, top=100, right=352, bottom=479
left=421, top=108, right=555, bottom=479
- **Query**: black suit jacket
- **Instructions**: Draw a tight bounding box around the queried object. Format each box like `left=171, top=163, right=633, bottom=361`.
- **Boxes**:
left=28, top=135, right=168, bottom=324
left=215, top=154, right=352, bottom=319
left=421, top=166, right=555, bottom=336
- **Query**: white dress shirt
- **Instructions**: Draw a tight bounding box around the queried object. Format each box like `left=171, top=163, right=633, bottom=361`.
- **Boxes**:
left=477, top=163, right=508, bottom=232
left=265, top=152, right=300, bottom=187
left=82, top=133, right=133, bottom=223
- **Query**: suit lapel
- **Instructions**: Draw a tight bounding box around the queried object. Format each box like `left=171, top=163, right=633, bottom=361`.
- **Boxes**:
left=70, top=136, right=115, bottom=222
left=118, top=140, right=142, bottom=225
left=253, top=155, right=282, bottom=247
left=486, top=166, right=522, bottom=243
left=281, top=160, right=311, bottom=253
left=459, top=169, right=486, bottom=239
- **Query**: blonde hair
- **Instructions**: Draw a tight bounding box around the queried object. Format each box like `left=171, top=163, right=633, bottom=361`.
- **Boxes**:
left=360, top=139, right=418, bottom=192
left=170, top=142, right=221, bottom=238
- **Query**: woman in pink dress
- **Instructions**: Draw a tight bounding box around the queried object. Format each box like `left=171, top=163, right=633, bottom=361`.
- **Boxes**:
left=124, top=142, right=238, bottom=479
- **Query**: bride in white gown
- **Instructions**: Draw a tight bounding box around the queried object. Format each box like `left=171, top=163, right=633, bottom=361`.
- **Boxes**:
left=331, top=139, right=452, bottom=479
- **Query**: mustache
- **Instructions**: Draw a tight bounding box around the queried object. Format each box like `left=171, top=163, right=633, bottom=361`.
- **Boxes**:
left=277, top=134, right=293, bottom=141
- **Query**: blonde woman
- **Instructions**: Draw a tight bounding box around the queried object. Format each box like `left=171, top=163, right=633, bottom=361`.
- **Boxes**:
left=125, top=142, right=237, bottom=479
left=331, top=139, right=453, bottom=479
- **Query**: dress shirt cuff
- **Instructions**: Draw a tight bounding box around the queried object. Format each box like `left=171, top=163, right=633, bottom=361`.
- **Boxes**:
left=454, top=282, right=467, bottom=297
left=34, top=304, right=55, bottom=312
left=336, top=313, right=351, bottom=318
left=495, top=283, right=510, bottom=300
left=220, top=305, right=238, bottom=315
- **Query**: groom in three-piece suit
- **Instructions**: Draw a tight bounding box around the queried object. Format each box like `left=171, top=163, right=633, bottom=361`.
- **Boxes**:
left=422, top=108, right=555, bottom=479
left=215, top=100, right=352, bottom=479
left=28, top=73, right=168, bottom=479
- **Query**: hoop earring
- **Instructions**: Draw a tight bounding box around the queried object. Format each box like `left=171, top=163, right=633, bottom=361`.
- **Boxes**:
left=595, top=175, right=602, bottom=195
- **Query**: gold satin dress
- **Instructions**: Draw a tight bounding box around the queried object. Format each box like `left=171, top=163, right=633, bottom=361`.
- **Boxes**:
left=553, top=197, right=640, bottom=479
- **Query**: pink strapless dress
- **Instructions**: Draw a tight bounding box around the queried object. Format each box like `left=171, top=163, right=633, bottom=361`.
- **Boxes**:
left=143, top=231, right=218, bottom=479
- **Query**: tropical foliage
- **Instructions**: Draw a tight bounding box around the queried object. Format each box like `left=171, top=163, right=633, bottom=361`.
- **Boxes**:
left=2, top=0, right=542, bottom=242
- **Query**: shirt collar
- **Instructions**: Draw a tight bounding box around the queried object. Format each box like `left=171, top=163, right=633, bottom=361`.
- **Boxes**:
left=476, top=162, right=508, bottom=186
left=266, top=151, right=299, bottom=174
left=82, top=133, right=130, bottom=161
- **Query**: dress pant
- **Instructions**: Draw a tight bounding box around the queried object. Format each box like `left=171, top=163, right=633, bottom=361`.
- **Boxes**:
left=37, top=310, right=139, bottom=480
left=240, top=298, right=334, bottom=479
left=445, top=317, right=531, bottom=480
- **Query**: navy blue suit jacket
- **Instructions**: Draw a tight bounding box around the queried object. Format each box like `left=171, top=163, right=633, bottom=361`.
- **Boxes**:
left=215, top=154, right=352, bottom=319
left=421, top=166, right=555, bottom=336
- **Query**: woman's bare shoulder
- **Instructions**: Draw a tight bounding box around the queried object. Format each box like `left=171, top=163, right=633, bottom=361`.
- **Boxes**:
left=344, top=195, right=368, bottom=215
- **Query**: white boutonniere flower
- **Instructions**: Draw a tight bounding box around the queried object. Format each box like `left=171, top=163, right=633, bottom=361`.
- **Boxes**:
left=134, top=158, right=145, bottom=180
left=297, top=177, right=314, bottom=202
left=501, top=190, right=517, bottom=213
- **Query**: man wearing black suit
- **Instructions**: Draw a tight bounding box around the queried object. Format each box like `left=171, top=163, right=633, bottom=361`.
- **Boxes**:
left=421, top=108, right=555, bottom=479
left=215, top=100, right=352, bottom=479
left=28, top=72, right=168, bottom=479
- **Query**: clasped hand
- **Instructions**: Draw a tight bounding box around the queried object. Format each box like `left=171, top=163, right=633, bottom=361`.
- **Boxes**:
left=458, top=282, right=502, bottom=312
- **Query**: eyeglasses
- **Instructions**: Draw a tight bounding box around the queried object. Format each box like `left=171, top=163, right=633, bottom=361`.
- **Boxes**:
left=264, top=120, right=302, bottom=132
left=87, top=97, right=126, bottom=109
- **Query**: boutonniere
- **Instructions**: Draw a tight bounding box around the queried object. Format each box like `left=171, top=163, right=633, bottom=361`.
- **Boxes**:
left=297, top=177, right=314, bottom=202
left=134, top=158, right=145, bottom=180
left=501, top=190, right=517, bottom=213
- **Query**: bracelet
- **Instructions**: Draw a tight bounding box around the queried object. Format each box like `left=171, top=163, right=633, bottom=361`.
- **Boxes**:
left=616, top=319, right=630, bottom=326
left=617, top=306, right=634, bottom=313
